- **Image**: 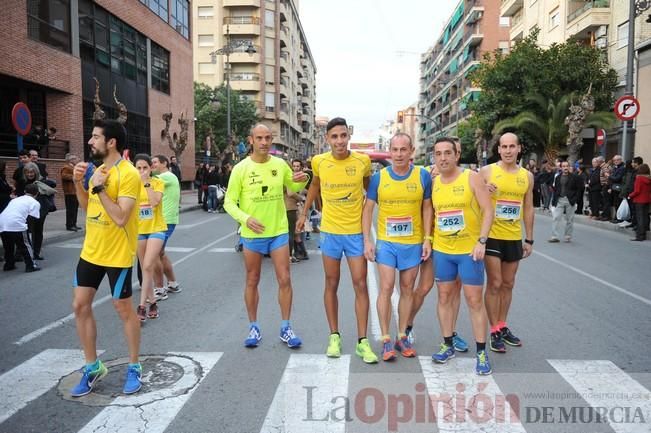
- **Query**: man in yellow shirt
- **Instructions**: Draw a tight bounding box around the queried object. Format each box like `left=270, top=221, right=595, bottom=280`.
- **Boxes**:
left=297, top=117, right=378, bottom=363
left=70, top=119, right=142, bottom=397
left=480, top=132, right=534, bottom=353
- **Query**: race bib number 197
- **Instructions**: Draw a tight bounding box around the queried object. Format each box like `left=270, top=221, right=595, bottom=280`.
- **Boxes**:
left=386, top=216, right=413, bottom=237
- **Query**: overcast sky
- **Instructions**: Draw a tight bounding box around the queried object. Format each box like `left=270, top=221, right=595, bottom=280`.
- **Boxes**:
left=299, top=0, right=458, bottom=142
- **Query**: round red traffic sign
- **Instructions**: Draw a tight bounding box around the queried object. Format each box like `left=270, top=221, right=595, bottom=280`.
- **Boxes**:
left=596, top=129, right=606, bottom=146
left=11, top=102, right=32, bottom=136
left=614, top=96, right=640, bottom=121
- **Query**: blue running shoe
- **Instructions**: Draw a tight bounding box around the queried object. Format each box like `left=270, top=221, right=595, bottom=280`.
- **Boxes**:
left=452, top=332, right=469, bottom=352
left=431, top=343, right=455, bottom=364
left=244, top=325, right=262, bottom=347
left=70, top=360, right=108, bottom=397
left=476, top=350, right=492, bottom=375
left=280, top=325, right=302, bottom=348
left=490, top=331, right=506, bottom=353
left=123, top=363, right=142, bottom=394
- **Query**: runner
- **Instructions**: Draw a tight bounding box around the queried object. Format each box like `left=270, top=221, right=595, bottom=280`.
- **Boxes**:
left=362, top=133, right=432, bottom=361
left=407, top=138, right=468, bottom=353
left=296, top=117, right=378, bottom=364
left=133, top=154, right=167, bottom=322
left=223, top=124, right=308, bottom=348
left=430, top=137, right=494, bottom=375
left=481, top=132, right=534, bottom=353
left=70, top=119, right=142, bottom=396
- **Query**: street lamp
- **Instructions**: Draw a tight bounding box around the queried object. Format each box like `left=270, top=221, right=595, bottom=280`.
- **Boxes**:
left=210, top=24, right=256, bottom=150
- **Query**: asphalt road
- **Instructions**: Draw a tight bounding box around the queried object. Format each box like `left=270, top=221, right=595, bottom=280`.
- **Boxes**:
left=1, top=208, right=650, bottom=433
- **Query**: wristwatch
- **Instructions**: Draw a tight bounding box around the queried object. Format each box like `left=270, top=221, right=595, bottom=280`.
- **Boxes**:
left=144, top=183, right=151, bottom=188
left=524, top=239, right=534, bottom=245
left=91, top=185, right=105, bottom=195
left=478, top=236, right=488, bottom=245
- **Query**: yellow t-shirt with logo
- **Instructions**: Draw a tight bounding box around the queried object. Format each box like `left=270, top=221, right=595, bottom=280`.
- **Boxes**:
left=312, top=151, right=371, bottom=234
left=488, top=163, right=529, bottom=240
left=81, top=159, right=140, bottom=268
left=432, top=169, right=481, bottom=255
left=137, top=177, right=167, bottom=235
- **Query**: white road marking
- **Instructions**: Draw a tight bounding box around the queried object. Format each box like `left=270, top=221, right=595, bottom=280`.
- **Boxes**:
left=367, top=226, right=382, bottom=341
left=14, top=232, right=236, bottom=345
left=260, top=354, right=350, bottom=433
left=175, top=216, right=222, bottom=229
left=78, top=352, right=222, bottom=433
left=548, top=359, right=651, bottom=433
left=207, top=247, right=322, bottom=254
left=0, top=349, right=103, bottom=424
left=419, top=357, right=527, bottom=432
left=533, top=250, right=651, bottom=307
left=55, top=244, right=195, bottom=253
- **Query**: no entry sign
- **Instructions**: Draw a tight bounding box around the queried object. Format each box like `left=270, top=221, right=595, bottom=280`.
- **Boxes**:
left=596, top=129, right=606, bottom=147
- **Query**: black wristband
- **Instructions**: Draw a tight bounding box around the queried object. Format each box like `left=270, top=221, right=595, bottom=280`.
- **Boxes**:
left=524, top=239, right=534, bottom=245
left=91, top=185, right=105, bottom=195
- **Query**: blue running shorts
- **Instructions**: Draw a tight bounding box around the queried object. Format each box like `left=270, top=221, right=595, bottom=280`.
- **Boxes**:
left=319, top=232, right=363, bottom=259
left=375, top=240, right=422, bottom=270
left=242, top=233, right=289, bottom=255
left=433, top=251, right=485, bottom=286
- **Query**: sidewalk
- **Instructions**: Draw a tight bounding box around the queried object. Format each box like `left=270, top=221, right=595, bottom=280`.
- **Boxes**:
left=535, top=208, right=649, bottom=238
left=22, top=191, right=201, bottom=250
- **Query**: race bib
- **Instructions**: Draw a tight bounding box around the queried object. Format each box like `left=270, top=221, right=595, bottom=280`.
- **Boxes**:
left=386, top=216, right=413, bottom=237
left=495, top=200, right=521, bottom=220
left=437, top=210, right=465, bottom=232
left=139, top=205, right=153, bottom=220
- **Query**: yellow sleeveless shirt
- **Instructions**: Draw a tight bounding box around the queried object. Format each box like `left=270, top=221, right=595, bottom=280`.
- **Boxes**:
left=376, top=167, right=425, bottom=244
left=488, top=163, right=529, bottom=240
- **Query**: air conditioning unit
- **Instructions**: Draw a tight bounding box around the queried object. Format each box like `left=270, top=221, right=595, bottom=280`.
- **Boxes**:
left=595, top=25, right=608, bottom=38
left=595, top=38, right=608, bottom=49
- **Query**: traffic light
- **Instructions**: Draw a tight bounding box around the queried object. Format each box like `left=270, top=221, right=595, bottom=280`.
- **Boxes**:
left=397, top=111, right=404, bottom=123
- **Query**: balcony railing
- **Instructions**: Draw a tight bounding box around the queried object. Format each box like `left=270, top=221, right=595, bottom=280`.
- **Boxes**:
left=223, top=16, right=260, bottom=25
left=230, top=72, right=260, bottom=81
left=0, top=134, right=69, bottom=158
left=567, top=0, right=610, bottom=23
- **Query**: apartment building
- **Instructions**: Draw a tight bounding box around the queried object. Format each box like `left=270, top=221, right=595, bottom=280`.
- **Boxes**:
left=192, top=0, right=316, bottom=158
left=418, top=0, right=510, bottom=154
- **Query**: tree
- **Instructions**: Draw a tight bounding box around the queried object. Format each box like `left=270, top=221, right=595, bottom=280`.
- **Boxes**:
left=194, top=82, right=259, bottom=153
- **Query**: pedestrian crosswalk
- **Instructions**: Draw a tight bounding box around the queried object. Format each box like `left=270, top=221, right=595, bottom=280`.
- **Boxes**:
left=1, top=349, right=649, bottom=433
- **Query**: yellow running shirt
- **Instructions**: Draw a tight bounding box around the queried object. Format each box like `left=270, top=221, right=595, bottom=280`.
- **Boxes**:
left=137, top=177, right=167, bottom=235
left=432, top=169, right=481, bottom=255
left=312, top=151, right=371, bottom=234
left=487, top=163, right=529, bottom=240
left=81, top=159, right=140, bottom=268
left=367, top=166, right=431, bottom=244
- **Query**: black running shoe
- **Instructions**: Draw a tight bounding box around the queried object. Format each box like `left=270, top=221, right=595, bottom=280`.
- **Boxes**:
left=490, top=331, right=506, bottom=353
left=501, top=327, right=522, bottom=346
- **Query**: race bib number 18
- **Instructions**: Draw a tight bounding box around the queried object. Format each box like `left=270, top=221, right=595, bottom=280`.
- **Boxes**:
left=139, top=205, right=153, bottom=220
left=437, top=210, right=465, bottom=232
left=386, top=216, right=413, bottom=237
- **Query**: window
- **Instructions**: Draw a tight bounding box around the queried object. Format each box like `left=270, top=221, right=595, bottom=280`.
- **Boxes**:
left=151, top=42, right=170, bottom=94
left=265, top=65, right=274, bottom=85
left=265, top=10, right=275, bottom=29
left=141, top=0, right=168, bottom=21
left=198, top=6, right=213, bottom=19
left=198, top=34, right=214, bottom=47
left=265, top=92, right=275, bottom=112
left=171, top=0, right=189, bottom=38
left=198, top=62, right=214, bottom=74
left=498, top=41, right=510, bottom=54
left=617, top=21, right=629, bottom=49
left=549, top=9, right=560, bottom=29
left=108, top=16, right=139, bottom=80
left=499, top=16, right=510, bottom=27
left=27, top=0, right=72, bottom=53
left=265, top=37, right=275, bottom=59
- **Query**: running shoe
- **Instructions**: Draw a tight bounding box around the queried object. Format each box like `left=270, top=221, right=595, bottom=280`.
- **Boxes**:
left=382, top=338, right=396, bottom=361
left=70, top=360, right=108, bottom=397
left=394, top=336, right=416, bottom=357
left=137, top=305, right=147, bottom=322
left=452, top=332, right=469, bottom=352
left=147, top=302, right=159, bottom=319
left=244, top=325, right=262, bottom=348
left=355, top=338, right=378, bottom=364
left=166, top=283, right=182, bottom=294
left=123, top=363, right=142, bottom=394
left=280, top=325, right=302, bottom=348
left=501, top=327, right=522, bottom=346
left=490, top=331, right=506, bottom=353
left=154, top=287, right=168, bottom=301
left=431, top=343, right=455, bottom=364
left=326, top=333, right=341, bottom=358
left=475, top=350, right=492, bottom=375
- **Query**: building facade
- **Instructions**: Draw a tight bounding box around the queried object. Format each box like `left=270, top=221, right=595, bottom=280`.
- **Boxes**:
left=0, top=0, right=195, bottom=190
left=418, top=0, right=510, bottom=155
left=192, top=0, right=316, bottom=158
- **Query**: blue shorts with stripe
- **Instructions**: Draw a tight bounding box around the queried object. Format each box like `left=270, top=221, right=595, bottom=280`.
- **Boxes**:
left=163, top=224, right=176, bottom=248
left=433, top=251, right=485, bottom=286
left=319, top=232, right=364, bottom=260
left=375, top=240, right=422, bottom=271
left=138, top=232, right=167, bottom=241
left=241, top=233, right=289, bottom=255
left=74, top=258, right=133, bottom=299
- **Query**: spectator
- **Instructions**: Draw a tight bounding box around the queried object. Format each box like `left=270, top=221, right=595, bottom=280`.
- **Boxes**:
left=588, top=156, right=603, bottom=219
left=529, top=163, right=541, bottom=208
left=220, top=163, right=232, bottom=189
left=23, top=162, right=56, bottom=260
left=12, top=150, right=31, bottom=196
left=0, top=183, right=41, bottom=272
left=575, top=165, right=588, bottom=215
left=194, top=163, right=207, bottom=205
left=549, top=160, right=583, bottom=243
left=538, top=161, right=554, bottom=210
left=628, top=163, right=651, bottom=241
left=60, top=153, right=81, bottom=231
left=47, top=127, right=57, bottom=140
left=169, top=155, right=182, bottom=181
left=205, top=164, right=221, bottom=213
left=0, top=161, right=12, bottom=213
left=608, top=155, right=626, bottom=223
left=29, top=149, right=48, bottom=179
left=599, top=158, right=612, bottom=220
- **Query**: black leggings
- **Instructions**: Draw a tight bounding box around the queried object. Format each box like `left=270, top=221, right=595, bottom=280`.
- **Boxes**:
left=28, top=214, right=46, bottom=256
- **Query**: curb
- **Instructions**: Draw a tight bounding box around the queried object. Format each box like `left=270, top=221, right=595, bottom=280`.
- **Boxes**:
left=534, top=208, right=649, bottom=237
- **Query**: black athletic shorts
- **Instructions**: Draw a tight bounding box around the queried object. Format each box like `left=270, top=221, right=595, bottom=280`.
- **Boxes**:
left=75, top=258, right=133, bottom=299
left=485, top=238, right=523, bottom=262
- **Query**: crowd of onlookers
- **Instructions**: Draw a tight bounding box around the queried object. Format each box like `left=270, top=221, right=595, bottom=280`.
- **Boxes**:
left=526, top=155, right=651, bottom=241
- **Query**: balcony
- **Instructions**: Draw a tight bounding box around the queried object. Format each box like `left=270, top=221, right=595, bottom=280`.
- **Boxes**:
left=464, top=27, right=484, bottom=47
left=228, top=45, right=261, bottom=63
left=230, top=72, right=261, bottom=91
left=510, top=9, right=524, bottom=40
left=223, top=16, right=260, bottom=35
left=279, top=50, right=289, bottom=72
left=566, top=0, right=610, bottom=39
left=500, top=0, right=523, bottom=17
left=464, top=1, right=484, bottom=25
left=223, top=0, right=260, bottom=7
